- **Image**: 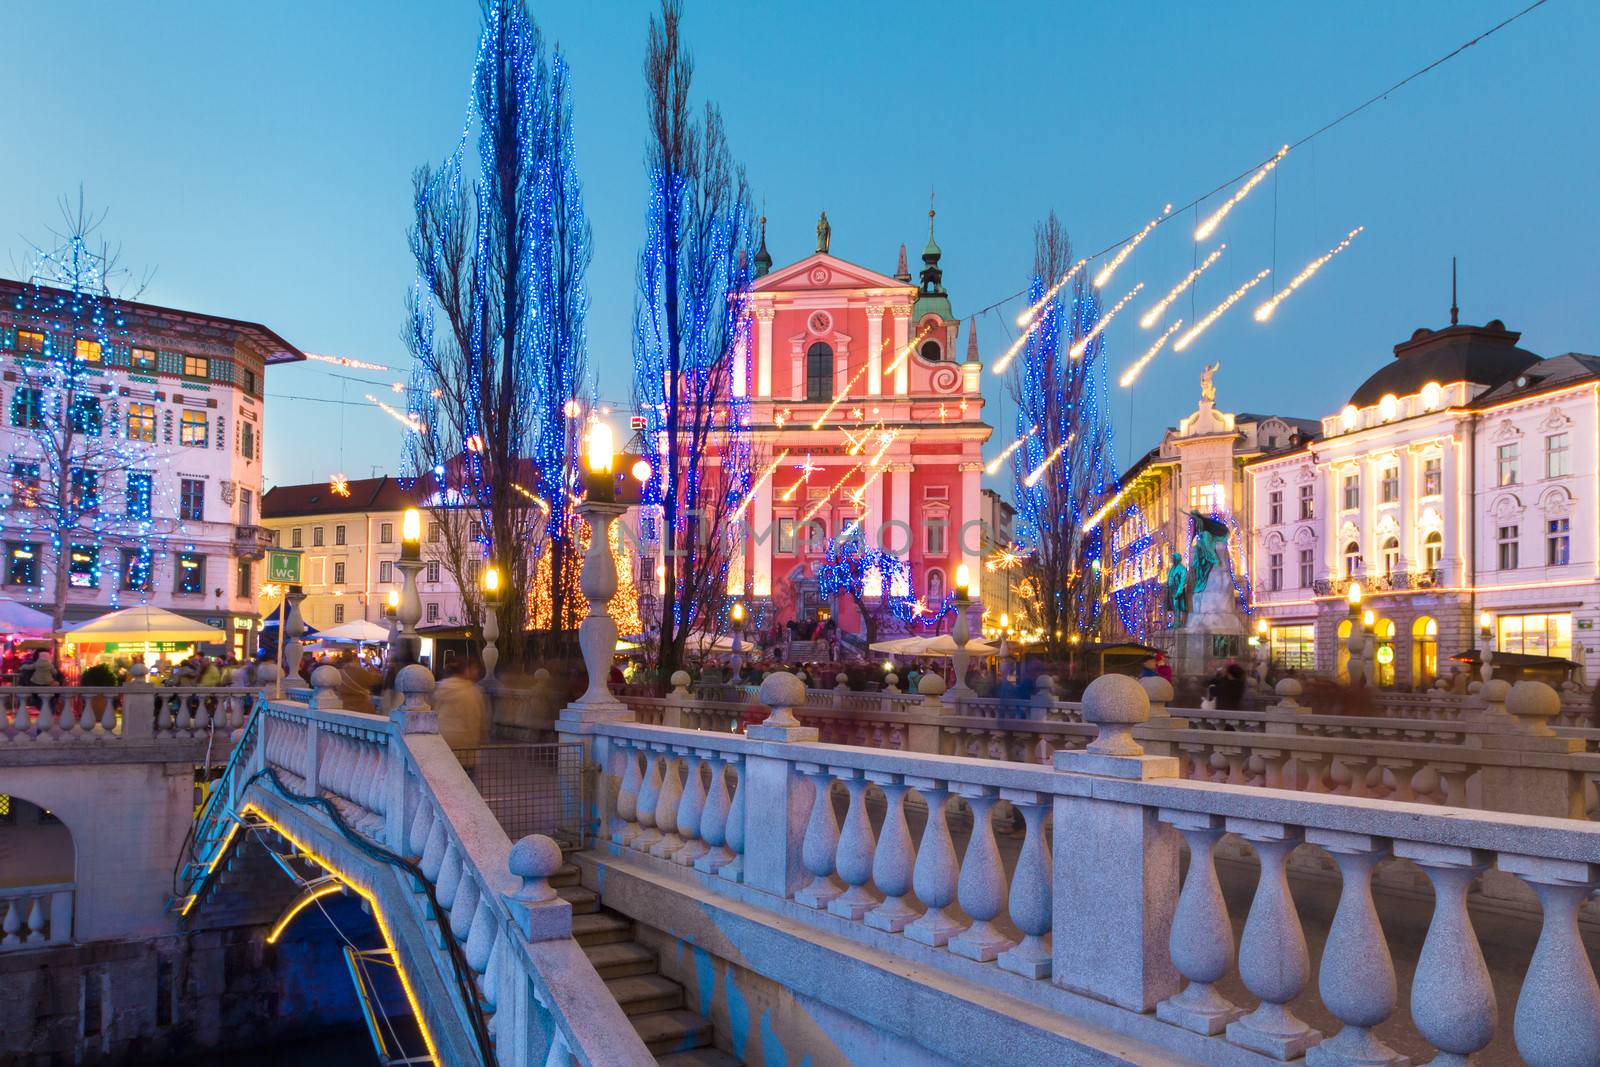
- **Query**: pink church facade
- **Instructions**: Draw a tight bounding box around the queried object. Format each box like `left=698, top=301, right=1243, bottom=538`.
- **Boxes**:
left=726, top=213, right=993, bottom=637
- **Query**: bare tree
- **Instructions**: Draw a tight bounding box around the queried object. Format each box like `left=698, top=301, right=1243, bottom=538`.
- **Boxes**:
left=632, top=0, right=757, bottom=683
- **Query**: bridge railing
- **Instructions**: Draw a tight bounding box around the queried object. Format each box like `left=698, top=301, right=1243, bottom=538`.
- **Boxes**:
left=581, top=672, right=1600, bottom=1065
left=625, top=675, right=1600, bottom=821
left=0, top=882, right=73, bottom=950
left=186, top=664, right=651, bottom=1067
left=0, top=668, right=258, bottom=743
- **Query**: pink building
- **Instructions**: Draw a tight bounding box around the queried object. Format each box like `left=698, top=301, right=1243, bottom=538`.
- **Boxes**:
left=729, top=212, right=993, bottom=636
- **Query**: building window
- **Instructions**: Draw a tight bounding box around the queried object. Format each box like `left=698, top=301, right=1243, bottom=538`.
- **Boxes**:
left=380, top=522, right=393, bottom=544
left=333, top=561, right=346, bottom=585
left=10, top=386, right=43, bottom=428
left=777, top=518, right=796, bottom=555
left=179, top=410, right=208, bottom=447
left=926, top=517, right=948, bottom=557
left=179, top=478, right=205, bottom=521
left=800, top=518, right=826, bottom=554
left=16, top=330, right=44, bottom=356
left=379, top=560, right=393, bottom=583
left=926, top=569, right=945, bottom=604
left=1341, top=473, right=1359, bottom=511
left=1423, top=529, right=1443, bottom=571
left=1343, top=541, right=1362, bottom=577
left=425, top=601, right=440, bottom=624
left=919, top=339, right=943, bottom=362
left=1497, top=613, right=1573, bottom=660
left=75, top=338, right=102, bottom=363
left=239, top=488, right=252, bottom=525
left=1380, top=466, right=1399, bottom=504
left=68, top=545, right=98, bottom=588
left=131, top=346, right=157, bottom=372
left=1421, top=456, right=1442, bottom=496
left=426, top=559, right=441, bottom=583
left=334, top=524, right=346, bottom=546
left=10, top=462, right=40, bottom=508
left=1268, top=624, right=1316, bottom=672
left=69, top=396, right=101, bottom=436
left=1268, top=552, right=1282, bottom=592
left=1496, top=443, right=1519, bottom=486
left=333, top=603, right=345, bottom=624
left=176, top=553, right=205, bottom=594
left=121, top=549, right=152, bottom=592
left=236, top=558, right=252, bottom=599
left=127, top=402, right=156, bottom=442
left=805, top=342, right=834, bottom=403
left=1497, top=525, right=1519, bottom=570
left=1298, top=549, right=1314, bottom=588
left=240, top=421, right=255, bottom=459
left=428, top=521, right=441, bottom=543
left=70, top=467, right=99, bottom=513
left=313, top=526, right=325, bottom=547
left=1547, top=518, right=1570, bottom=566
left=1380, top=536, right=1400, bottom=576
left=1413, top=616, right=1439, bottom=687
left=5, top=543, right=39, bottom=586
left=1298, top=484, right=1314, bottom=521
left=1189, top=483, right=1225, bottom=514
left=182, top=354, right=209, bottom=378
left=1545, top=433, right=1570, bottom=478
left=1268, top=490, right=1282, bottom=525
left=291, top=527, right=303, bottom=549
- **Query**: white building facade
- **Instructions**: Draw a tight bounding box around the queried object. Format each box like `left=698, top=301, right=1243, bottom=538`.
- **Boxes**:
left=1248, top=317, right=1600, bottom=686
left=0, top=278, right=300, bottom=656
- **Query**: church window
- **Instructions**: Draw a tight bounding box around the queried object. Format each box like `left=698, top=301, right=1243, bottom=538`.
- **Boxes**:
left=919, top=340, right=943, bottom=362
left=805, top=343, right=833, bottom=402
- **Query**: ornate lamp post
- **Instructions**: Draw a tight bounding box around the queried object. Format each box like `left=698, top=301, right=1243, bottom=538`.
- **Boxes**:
left=950, top=563, right=976, bottom=696
left=1345, top=581, right=1365, bottom=686
left=997, top=611, right=1012, bottom=684
left=392, top=507, right=425, bottom=666
left=481, top=563, right=503, bottom=683
left=729, top=600, right=746, bottom=681
left=1478, top=610, right=1495, bottom=684
left=383, top=589, right=399, bottom=645
left=568, top=422, right=628, bottom=717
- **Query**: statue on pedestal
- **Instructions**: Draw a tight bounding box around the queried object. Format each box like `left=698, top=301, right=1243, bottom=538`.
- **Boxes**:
left=1189, top=510, right=1228, bottom=593
left=1164, top=552, right=1189, bottom=624
left=816, top=211, right=831, bottom=254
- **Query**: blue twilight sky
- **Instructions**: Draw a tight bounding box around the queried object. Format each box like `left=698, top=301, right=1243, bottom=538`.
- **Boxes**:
left=3, top=1, right=1596, bottom=497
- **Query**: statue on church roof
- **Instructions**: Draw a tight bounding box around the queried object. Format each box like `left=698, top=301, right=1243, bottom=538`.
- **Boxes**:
left=816, top=211, right=831, bottom=255
left=1200, top=361, right=1219, bottom=403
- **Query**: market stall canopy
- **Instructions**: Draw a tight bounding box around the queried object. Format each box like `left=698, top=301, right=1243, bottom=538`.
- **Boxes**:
left=58, top=605, right=225, bottom=643
left=315, top=619, right=392, bottom=644
left=871, top=635, right=1000, bottom=658
left=869, top=637, right=932, bottom=655
left=0, top=599, right=54, bottom=637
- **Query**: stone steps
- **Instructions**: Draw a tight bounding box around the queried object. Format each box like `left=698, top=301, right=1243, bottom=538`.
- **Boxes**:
left=572, top=911, right=634, bottom=947
left=634, top=1009, right=714, bottom=1057
left=584, top=939, right=658, bottom=980
left=606, top=974, right=685, bottom=1016
left=558, top=884, right=600, bottom=915
left=655, top=1050, right=742, bottom=1067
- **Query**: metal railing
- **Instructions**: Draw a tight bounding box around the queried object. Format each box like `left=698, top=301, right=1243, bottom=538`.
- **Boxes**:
left=454, top=743, right=587, bottom=850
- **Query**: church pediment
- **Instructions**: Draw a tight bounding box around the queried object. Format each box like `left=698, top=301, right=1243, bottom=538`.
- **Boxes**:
left=753, top=253, right=915, bottom=295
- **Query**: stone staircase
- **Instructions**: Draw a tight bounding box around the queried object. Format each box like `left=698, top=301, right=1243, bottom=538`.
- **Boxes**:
left=552, top=863, right=739, bottom=1066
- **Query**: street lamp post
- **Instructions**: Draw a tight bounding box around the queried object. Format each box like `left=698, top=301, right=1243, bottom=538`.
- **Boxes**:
left=481, top=564, right=503, bottom=683
left=1478, top=610, right=1495, bottom=684
left=567, top=422, right=628, bottom=718
left=950, top=564, right=976, bottom=696
left=392, top=507, right=425, bottom=667
left=1345, top=581, right=1366, bottom=686
left=730, top=600, right=746, bottom=681
left=997, top=612, right=1011, bottom=685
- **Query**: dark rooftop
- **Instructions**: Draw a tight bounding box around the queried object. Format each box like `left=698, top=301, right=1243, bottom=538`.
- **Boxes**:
left=262, top=476, right=419, bottom=519
left=1348, top=319, right=1541, bottom=408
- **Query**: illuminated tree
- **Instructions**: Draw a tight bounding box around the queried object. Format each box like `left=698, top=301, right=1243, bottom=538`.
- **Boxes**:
left=528, top=513, right=640, bottom=636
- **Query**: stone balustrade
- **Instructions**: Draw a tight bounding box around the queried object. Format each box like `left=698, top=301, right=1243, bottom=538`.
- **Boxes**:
left=179, top=664, right=652, bottom=1066
left=0, top=677, right=259, bottom=743
left=0, top=883, right=73, bottom=950
left=582, top=671, right=1600, bottom=1066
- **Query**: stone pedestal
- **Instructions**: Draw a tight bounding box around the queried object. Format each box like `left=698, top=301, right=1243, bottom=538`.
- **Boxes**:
left=1169, top=575, right=1249, bottom=685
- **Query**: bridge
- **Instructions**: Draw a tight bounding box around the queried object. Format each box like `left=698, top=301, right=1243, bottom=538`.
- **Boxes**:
left=8, top=661, right=1600, bottom=1064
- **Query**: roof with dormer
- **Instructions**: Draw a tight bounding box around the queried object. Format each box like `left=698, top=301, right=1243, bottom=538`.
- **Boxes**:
left=1348, top=319, right=1541, bottom=407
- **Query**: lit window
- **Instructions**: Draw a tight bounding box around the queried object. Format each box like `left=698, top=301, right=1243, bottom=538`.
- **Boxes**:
left=121, top=549, right=152, bottom=592
left=180, top=410, right=208, bottom=447
left=6, top=543, right=40, bottom=586
left=1545, top=433, right=1570, bottom=479
left=180, top=478, right=205, bottom=521
left=1423, top=530, right=1443, bottom=571
left=1381, top=536, right=1400, bottom=576
left=1297, top=484, right=1314, bottom=521
left=1496, top=443, right=1519, bottom=487
left=1189, top=483, right=1226, bottom=514
left=777, top=518, right=796, bottom=555
left=1497, top=525, right=1519, bottom=570
left=1422, top=456, right=1441, bottom=496
left=10, top=463, right=40, bottom=508
left=1340, top=405, right=1359, bottom=432
left=1420, top=381, right=1442, bottom=410
left=1268, top=624, right=1316, bottom=672
left=1547, top=518, right=1570, bottom=566
left=75, top=339, right=102, bottom=363
left=127, top=403, right=156, bottom=442
left=131, top=347, right=157, bottom=372
left=1496, top=613, right=1572, bottom=661
left=16, top=330, right=44, bottom=356
left=10, top=387, right=44, bottom=428
left=68, top=545, right=98, bottom=589
left=70, top=468, right=99, bottom=512
left=1343, top=541, right=1362, bottom=578
left=182, top=354, right=209, bottom=379
left=1378, top=394, right=1398, bottom=421
left=176, top=552, right=205, bottom=594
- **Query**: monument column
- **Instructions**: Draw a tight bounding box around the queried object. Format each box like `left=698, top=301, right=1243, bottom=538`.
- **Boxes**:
left=866, top=304, right=884, bottom=397
left=891, top=305, right=912, bottom=396
left=755, top=307, right=775, bottom=399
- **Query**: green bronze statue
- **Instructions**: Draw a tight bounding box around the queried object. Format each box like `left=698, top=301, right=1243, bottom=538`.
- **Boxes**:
left=1164, top=551, right=1190, bottom=621
left=1187, top=510, right=1230, bottom=594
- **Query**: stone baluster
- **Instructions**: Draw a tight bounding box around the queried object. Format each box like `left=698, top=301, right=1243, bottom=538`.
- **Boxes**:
left=996, top=790, right=1052, bottom=978
left=632, top=749, right=663, bottom=852
left=671, top=751, right=708, bottom=866
left=1304, top=830, right=1405, bottom=1067
left=1225, top=820, right=1321, bottom=1058
left=449, top=871, right=480, bottom=943
left=1498, top=854, right=1600, bottom=1067
left=863, top=773, right=917, bottom=933
left=60, top=691, right=83, bottom=738
left=1293, top=751, right=1329, bottom=793
left=33, top=692, right=58, bottom=740
left=829, top=769, right=877, bottom=920
left=1392, top=842, right=1495, bottom=1065
left=614, top=744, right=642, bottom=847
left=24, top=895, right=47, bottom=942
left=1, top=898, right=23, bottom=945
left=721, top=757, right=746, bottom=882
left=904, top=778, right=965, bottom=946
left=695, top=754, right=734, bottom=874
left=949, top=784, right=1013, bottom=961
left=795, top=764, right=844, bottom=909
left=649, top=751, right=684, bottom=859
left=1157, top=812, right=1244, bottom=1034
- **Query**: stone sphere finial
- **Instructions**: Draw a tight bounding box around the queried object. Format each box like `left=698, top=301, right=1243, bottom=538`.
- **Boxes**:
left=884, top=673, right=900, bottom=692
left=397, top=663, right=436, bottom=699
left=129, top=660, right=148, bottom=683
left=917, top=673, right=947, bottom=698
left=1481, top=678, right=1511, bottom=705
left=310, top=663, right=343, bottom=709
left=533, top=667, right=551, bottom=682
left=1082, top=673, right=1150, bottom=757
left=1506, top=680, right=1561, bottom=736
left=1139, top=674, right=1175, bottom=707
left=1034, top=674, right=1059, bottom=700
left=670, top=670, right=692, bottom=690
left=759, top=670, right=806, bottom=710
left=835, top=672, right=849, bottom=688
left=508, top=834, right=562, bottom=903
